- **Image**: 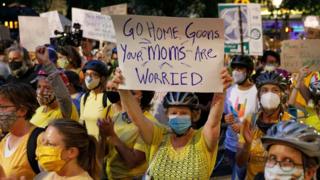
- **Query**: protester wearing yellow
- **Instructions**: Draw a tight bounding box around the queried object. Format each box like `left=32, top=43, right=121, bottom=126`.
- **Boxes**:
left=289, top=68, right=320, bottom=131
left=0, top=82, right=40, bottom=179
left=30, top=47, right=79, bottom=127
left=236, top=71, right=291, bottom=180
left=99, top=90, right=159, bottom=179
left=35, top=119, right=100, bottom=180
left=112, top=67, right=232, bottom=179
left=80, top=60, right=109, bottom=139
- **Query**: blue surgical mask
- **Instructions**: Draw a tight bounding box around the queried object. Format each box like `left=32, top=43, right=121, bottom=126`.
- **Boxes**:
left=168, top=115, right=192, bottom=135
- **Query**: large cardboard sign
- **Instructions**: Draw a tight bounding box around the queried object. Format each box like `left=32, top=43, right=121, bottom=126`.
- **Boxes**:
left=18, top=16, right=50, bottom=51
left=281, top=39, right=320, bottom=72
left=101, top=3, right=127, bottom=15
left=218, top=3, right=263, bottom=55
left=111, top=15, right=225, bottom=92
left=72, top=8, right=116, bottom=42
left=40, top=11, right=71, bottom=38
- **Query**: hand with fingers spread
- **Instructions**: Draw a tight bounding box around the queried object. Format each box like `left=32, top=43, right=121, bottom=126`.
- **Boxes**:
left=221, top=67, right=233, bottom=92
left=225, top=113, right=235, bottom=125
left=35, top=46, right=51, bottom=65
left=98, top=117, right=116, bottom=138
left=242, top=118, right=254, bottom=144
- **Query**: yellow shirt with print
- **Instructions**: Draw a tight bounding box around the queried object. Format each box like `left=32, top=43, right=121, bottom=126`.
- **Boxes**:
left=145, top=126, right=218, bottom=179
left=0, top=126, right=43, bottom=179
left=80, top=91, right=108, bottom=139
left=295, top=72, right=317, bottom=106
left=239, top=112, right=292, bottom=180
left=30, top=104, right=79, bottom=128
left=106, top=110, right=159, bottom=179
left=299, top=107, right=320, bottom=131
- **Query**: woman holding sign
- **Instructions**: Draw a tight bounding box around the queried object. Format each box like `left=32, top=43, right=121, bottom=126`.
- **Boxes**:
left=111, top=67, right=232, bottom=179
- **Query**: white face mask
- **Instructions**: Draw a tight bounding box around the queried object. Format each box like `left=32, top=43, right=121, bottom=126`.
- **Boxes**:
left=264, top=64, right=277, bottom=72
left=265, top=164, right=304, bottom=180
left=232, top=70, right=247, bottom=85
left=260, top=92, right=280, bottom=110
left=85, top=76, right=100, bottom=90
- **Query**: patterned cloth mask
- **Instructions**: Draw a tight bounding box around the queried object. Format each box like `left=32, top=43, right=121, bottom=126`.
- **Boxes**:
left=0, top=111, right=17, bottom=132
left=37, top=88, right=55, bottom=106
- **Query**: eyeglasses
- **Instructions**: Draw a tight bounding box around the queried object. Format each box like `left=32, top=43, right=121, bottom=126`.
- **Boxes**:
left=0, top=105, right=16, bottom=110
left=266, top=155, right=303, bottom=172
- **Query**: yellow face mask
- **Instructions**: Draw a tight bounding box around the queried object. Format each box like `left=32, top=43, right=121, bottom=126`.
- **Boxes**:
left=36, top=145, right=66, bottom=172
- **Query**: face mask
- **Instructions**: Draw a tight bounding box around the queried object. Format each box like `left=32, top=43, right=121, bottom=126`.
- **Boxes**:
left=107, top=91, right=120, bottom=103
left=85, top=76, right=100, bottom=90
left=265, top=164, right=304, bottom=180
left=36, top=145, right=66, bottom=172
left=37, top=88, right=55, bottom=106
left=57, top=58, right=70, bottom=69
left=232, top=70, right=247, bottom=85
left=0, top=111, right=17, bottom=132
left=9, top=61, right=23, bottom=70
left=168, top=115, right=192, bottom=136
left=260, top=92, right=280, bottom=110
left=264, top=64, right=277, bottom=72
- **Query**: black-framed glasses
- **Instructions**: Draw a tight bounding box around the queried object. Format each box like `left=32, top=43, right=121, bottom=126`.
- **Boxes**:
left=266, top=155, right=303, bottom=172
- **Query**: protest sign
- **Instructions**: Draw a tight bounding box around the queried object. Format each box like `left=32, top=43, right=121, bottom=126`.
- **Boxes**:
left=305, top=27, right=320, bottom=39
left=111, top=15, right=224, bottom=92
left=18, top=16, right=50, bottom=51
left=40, top=11, right=71, bottom=37
left=72, top=8, right=116, bottom=42
left=218, top=3, right=263, bottom=55
left=0, top=25, right=10, bottom=40
left=281, top=39, right=320, bottom=72
left=101, top=3, right=127, bottom=15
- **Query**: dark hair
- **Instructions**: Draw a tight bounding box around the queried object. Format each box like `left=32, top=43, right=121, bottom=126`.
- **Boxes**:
left=0, top=83, right=39, bottom=120
left=58, top=45, right=82, bottom=68
left=49, top=119, right=101, bottom=179
left=261, top=50, right=281, bottom=65
left=64, top=70, right=83, bottom=92
left=0, top=39, right=13, bottom=55
left=140, top=90, right=155, bottom=111
left=5, top=45, right=33, bottom=68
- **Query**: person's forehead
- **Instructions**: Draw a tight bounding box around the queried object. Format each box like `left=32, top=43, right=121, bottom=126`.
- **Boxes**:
left=44, top=126, right=63, bottom=143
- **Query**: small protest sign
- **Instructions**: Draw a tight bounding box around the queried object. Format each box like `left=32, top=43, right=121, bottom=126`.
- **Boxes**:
left=101, top=3, right=127, bottom=15
left=18, top=16, right=50, bottom=51
left=72, top=8, right=116, bottom=42
left=40, top=11, right=71, bottom=37
left=111, top=15, right=224, bottom=92
left=281, top=39, right=320, bottom=72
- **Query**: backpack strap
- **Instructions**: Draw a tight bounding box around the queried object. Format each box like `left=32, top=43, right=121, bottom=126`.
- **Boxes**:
left=27, top=127, right=45, bottom=174
left=102, top=91, right=108, bottom=108
left=82, top=91, right=90, bottom=106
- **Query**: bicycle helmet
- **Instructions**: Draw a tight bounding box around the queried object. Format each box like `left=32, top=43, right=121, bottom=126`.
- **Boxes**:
left=255, top=71, right=288, bottom=91
left=230, top=55, right=254, bottom=73
left=163, top=92, right=200, bottom=110
left=262, top=120, right=320, bottom=162
left=82, top=60, right=109, bottom=77
left=309, top=72, right=320, bottom=97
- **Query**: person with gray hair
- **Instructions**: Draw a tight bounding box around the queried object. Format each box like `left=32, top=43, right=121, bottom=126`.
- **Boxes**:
left=5, top=45, right=41, bottom=89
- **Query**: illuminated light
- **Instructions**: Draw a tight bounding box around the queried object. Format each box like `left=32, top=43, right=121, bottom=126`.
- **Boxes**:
left=4, top=21, right=8, bottom=27
left=14, top=21, right=18, bottom=29
left=304, top=16, right=320, bottom=28
left=272, top=0, right=283, bottom=8
left=2, top=3, right=5, bottom=6
left=9, top=21, right=13, bottom=29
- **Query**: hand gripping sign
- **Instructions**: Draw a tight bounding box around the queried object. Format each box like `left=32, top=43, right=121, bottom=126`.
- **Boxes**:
left=111, top=15, right=225, bottom=93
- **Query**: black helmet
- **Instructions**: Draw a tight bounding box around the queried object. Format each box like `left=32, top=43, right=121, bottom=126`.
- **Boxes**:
left=262, top=120, right=320, bottom=163
left=255, top=71, right=288, bottom=91
left=82, top=60, right=109, bottom=77
left=163, top=92, right=200, bottom=110
left=230, top=55, right=254, bottom=73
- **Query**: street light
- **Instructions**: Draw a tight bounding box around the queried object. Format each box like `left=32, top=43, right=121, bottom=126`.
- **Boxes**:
left=272, top=0, right=283, bottom=9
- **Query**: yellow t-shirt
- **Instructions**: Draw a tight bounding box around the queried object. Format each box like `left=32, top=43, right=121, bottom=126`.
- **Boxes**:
left=145, top=126, right=218, bottom=179
left=295, top=72, right=316, bottom=106
left=301, top=107, right=320, bottom=131
left=0, top=126, right=42, bottom=179
left=30, top=104, right=79, bottom=128
left=239, top=112, right=291, bottom=180
left=80, top=91, right=107, bottom=139
left=106, top=111, right=158, bottom=179
left=35, top=171, right=93, bottom=180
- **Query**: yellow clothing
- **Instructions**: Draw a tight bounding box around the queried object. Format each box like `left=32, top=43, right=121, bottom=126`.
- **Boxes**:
left=239, top=112, right=291, bottom=180
left=301, top=107, right=320, bottom=131
left=30, top=104, right=79, bottom=128
left=145, top=126, right=218, bottom=179
left=0, top=126, right=42, bottom=179
left=35, top=171, right=93, bottom=180
left=80, top=91, right=107, bottom=139
left=106, top=111, right=158, bottom=179
left=295, top=72, right=316, bottom=106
